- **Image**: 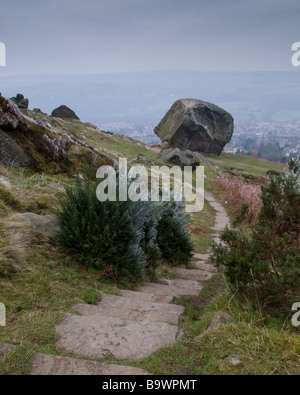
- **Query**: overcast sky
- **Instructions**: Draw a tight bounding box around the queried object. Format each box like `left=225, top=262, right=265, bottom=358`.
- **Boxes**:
left=0, top=0, right=299, bottom=76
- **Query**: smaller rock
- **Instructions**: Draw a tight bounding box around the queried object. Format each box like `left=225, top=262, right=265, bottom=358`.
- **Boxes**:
left=209, top=311, right=236, bottom=330
left=0, top=342, right=16, bottom=357
left=224, top=354, right=242, bottom=366
left=22, top=213, right=59, bottom=236
left=51, top=105, right=80, bottom=120
left=162, top=148, right=213, bottom=169
left=137, top=154, right=154, bottom=164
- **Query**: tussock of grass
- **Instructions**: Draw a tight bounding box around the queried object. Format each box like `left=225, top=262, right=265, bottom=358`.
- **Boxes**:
left=0, top=214, right=31, bottom=275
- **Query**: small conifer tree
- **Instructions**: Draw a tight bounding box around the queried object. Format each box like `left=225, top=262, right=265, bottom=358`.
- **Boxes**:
left=211, top=158, right=300, bottom=316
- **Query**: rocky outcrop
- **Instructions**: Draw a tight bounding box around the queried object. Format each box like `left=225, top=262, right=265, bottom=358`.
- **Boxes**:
left=0, top=94, right=27, bottom=132
left=162, top=148, right=214, bottom=169
left=51, top=105, right=80, bottom=120
left=0, top=129, right=30, bottom=167
left=10, top=94, right=29, bottom=110
left=154, top=99, right=234, bottom=156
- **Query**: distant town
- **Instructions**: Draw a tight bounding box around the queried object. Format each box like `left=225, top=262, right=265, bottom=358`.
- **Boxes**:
left=99, top=121, right=300, bottom=164
left=225, top=121, right=300, bottom=163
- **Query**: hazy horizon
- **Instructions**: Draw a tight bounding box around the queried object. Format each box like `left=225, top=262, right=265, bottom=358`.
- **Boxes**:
left=1, top=70, right=300, bottom=131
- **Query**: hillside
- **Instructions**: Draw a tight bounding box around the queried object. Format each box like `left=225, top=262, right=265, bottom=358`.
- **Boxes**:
left=0, top=107, right=298, bottom=375
left=20, top=109, right=288, bottom=176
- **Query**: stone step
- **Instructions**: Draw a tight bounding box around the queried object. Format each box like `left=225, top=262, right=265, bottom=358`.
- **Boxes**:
left=204, top=193, right=216, bottom=203
left=74, top=295, right=184, bottom=325
left=212, top=215, right=230, bottom=224
left=56, top=314, right=184, bottom=361
left=171, top=267, right=214, bottom=282
left=99, top=295, right=183, bottom=314
left=30, top=353, right=150, bottom=375
left=156, top=278, right=204, bottom=290
left=139, top=280, right=202, bottom=297
left=193, top=261, right=217, bottom=273
left=211, top=224, right=229, bottom=232
left=215, top=215, right=228, bottom=221
left=75, top=304, right=183, bottom=325
left=119, top=289, right=174, bottom=304
left=193, top=253, right=210, bottom=261
left=209, top=204, right=224, bottom=212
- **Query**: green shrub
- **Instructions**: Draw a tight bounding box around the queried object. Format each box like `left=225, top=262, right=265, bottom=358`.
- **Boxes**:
left=157, top=201, right=194, bottom=266
left=211, top=158, right=300, bottom=316
left=56, top=178, right=146, bottom=282
left=56, top=174, right=193, bottom=282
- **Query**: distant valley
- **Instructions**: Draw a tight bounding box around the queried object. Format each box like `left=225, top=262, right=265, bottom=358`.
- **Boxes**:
left=1, top=70, right=300, bottom=160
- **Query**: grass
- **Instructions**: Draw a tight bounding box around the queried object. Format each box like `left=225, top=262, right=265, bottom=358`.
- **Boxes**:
left=204, top=153, right=286, bottom=179
left=31, top=112, right=162, bottom=163
left=189, top=201, right=215, bottom=254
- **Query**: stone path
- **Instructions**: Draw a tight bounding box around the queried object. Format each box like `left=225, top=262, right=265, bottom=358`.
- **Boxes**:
left=29, top=191, right=230, bottom=375
left=30, top=353, right=150, bottom=376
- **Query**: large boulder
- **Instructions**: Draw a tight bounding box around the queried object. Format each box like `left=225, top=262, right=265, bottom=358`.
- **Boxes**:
left=51, top=105, right=80, bottom=120
left=154, top=99, right=234, bottom=156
